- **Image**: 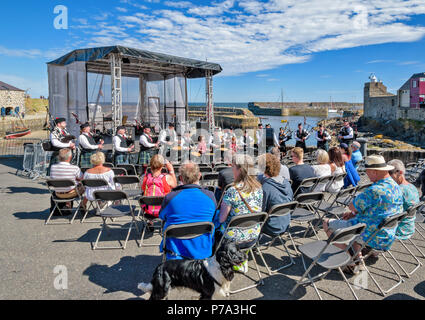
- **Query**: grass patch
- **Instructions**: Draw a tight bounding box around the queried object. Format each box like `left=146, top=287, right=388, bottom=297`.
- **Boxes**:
left=25, top=98, right=48, bottom=115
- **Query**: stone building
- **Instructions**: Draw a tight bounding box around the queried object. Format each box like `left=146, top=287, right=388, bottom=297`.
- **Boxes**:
left=0, top=81, right=25, bottom=115
left=364, top=72, right=425, bottom=121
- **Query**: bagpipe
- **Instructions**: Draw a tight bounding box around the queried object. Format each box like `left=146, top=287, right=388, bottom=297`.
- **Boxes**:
left=71, top=112, right=103, bottom=143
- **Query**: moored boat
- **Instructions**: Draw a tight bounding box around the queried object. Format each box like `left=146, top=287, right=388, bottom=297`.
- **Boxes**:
left=5, top=128, right=31, bottom=139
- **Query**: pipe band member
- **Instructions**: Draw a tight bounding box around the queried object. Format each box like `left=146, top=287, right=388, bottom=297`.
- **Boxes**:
left=159, top=123, right=177, bottom=159
left=113, top=126, right=135, bottom=165
left=265, top=124, right=279, bottom=153
left=279, top=127, right=290, bottom=155
left=338, top=120, right=354, bottom=146
left=295, top=123, right=310, bottom=153
left=48, top=118, right=76, bottom=175
left=78, top=123, right=104, bottom=168
left=316, top=124, right=331, bottom=152
left=139, top=123, right=159, bottom=166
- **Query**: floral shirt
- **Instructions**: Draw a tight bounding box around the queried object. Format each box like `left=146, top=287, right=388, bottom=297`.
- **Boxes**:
left=351, top=177, right=403, bottom=251
left=396, top=183, right=420, bottom=240
left=220, top=183, right=263, bottom=244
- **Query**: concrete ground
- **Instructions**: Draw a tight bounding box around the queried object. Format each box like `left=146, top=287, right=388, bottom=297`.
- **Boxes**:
left=0, top=158, right=424, bottom=300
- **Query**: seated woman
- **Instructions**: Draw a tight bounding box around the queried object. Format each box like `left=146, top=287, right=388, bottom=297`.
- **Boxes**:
left=311, top=149, right=331, bottom=192
left=327, top=147, right=346, bottom=193
left=218, top=154, right=263, bottom=272
left=141, top=154, right=177, bottom=221
left=340, top=143, right=360, bottom=188
left=83, top=152, right=115, bottom=205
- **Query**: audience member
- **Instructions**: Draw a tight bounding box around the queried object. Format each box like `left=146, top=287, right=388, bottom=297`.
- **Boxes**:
left=311, top=149, right=332, bottom=192
left=288, top=147, right=315, bottom=194
left=142, top=155, right=177, bottom=221
left=215, top=156, right=235, bottom=202
left=258, top=154, right=293, bottom=236
left=340, top=143, right=360, bottom=188
left=159, top=162, right=216, bottom=260
left=271, top=147, right=290, bottom=181
left=323, top=155, right=403, bottom=274
left=83, top=152, right=115, bottom=203
left=388, top=159, right=420, bottom=241
left=218, top=154, right=263, bottom=272
left=351, top=141, right=363, bottom=168
left=327, top=147, right=346, bottom=193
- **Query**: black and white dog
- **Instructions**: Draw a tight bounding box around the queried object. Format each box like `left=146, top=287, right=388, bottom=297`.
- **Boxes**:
left=138, top=240, right=247, bottom=300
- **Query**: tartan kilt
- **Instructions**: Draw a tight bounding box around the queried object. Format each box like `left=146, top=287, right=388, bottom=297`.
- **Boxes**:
left=79, top=151, right=94, bottom=168
left=139, top=150, right=154, bottom=165
left=114, top=154, right=129, bottom=165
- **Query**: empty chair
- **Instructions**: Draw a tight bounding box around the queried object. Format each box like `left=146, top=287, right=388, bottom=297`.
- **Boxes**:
left=162, top=221, right=215, bottom=262
left=201, top=172, right=219, bottom=187
left=103, top=162, right=114, bottom=168
left=317, top=186, right=357, bottom=221
left=256, top=202, right=298, bottom=275
left=290, top=223, right=367, bottom=300
left=291, top=192, right=325, bottom=240
left=45, top=179, right=83, bottom=225
left=92, top=190, right=140, bottom=250
left=138, top=196, right=165, bottom=247
left=117, top=164, right=137, bottom=176
left=112, top=167, right=127, bottom=176
left=199, top=166, right=213, bottom=173
left=80, top=179, right=109, bottom=223
left=113, top=175, right=142, bottom=200
left=293, top=176, right=320, bottom=197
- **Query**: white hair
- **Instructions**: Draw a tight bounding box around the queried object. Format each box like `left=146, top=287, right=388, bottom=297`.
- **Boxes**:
left=387, top=159, right=405, bottom=174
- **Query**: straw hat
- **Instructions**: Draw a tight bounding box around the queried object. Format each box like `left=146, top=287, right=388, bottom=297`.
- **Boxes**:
left=365, top=155, right=394, bottom=171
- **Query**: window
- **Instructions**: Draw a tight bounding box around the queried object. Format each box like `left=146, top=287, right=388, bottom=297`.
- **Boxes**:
left=412, top=80, right=417, bottom=88
left=420, top=78, right=425, bottom=82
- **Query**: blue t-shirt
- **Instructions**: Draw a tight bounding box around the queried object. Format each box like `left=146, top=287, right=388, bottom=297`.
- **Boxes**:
left=396, top=183, right=419, bottom=240
left=159, top=184, right=216, bottom=260
left=351, top=150, right=363, bottom=168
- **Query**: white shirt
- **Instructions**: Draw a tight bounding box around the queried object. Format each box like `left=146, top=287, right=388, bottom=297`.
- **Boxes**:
left=50, top=132, right=72, bottom=149
left=316, top=130, right=331, bottom=142
left=159, top=129, right=177, bottom=144
left=256, top=129, right=263, bottom=144
left=238, top=135, right=254, bottom=146
left=139, top=134, right=156, bottom=148
left=113, top=135, right=131, bottom=153
left=83, top=170, right=115, bottom=201
left=340, top=126, right=354, bottom=139
left=295, top=129, right=311, bottom=142
left=78, top=133, right=99, bottom=150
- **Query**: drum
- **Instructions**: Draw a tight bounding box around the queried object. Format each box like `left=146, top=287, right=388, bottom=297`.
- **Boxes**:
left=191, top=151, right=201, bottom=158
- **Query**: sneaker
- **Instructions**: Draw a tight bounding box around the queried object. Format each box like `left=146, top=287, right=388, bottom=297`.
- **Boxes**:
left=233, top=260, right=248, bottom=274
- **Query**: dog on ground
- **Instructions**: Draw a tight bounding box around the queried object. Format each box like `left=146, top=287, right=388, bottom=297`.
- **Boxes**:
left=138, top=239, right=247, bottom=300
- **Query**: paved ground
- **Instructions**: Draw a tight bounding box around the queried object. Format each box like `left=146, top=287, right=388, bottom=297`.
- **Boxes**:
left=1, top=158, right=424, bottom=300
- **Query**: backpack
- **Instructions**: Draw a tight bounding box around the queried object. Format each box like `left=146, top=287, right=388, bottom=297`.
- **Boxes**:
left=142, top=173, right=168, bottom=218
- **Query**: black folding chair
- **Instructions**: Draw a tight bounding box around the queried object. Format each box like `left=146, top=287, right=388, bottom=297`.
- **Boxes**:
left=92, top=190, right=139, bottom=250
left=293, top=176, right=320, bottom=197
left=80, top=179, right=109, bottom=223
left=326, top=172, right=347, bottom=200
left=256, top=202, right=298, bottom=275
left=201, top=172, right=219, bottom=187
left=391, top=202, right=424, bottom=277
left=112, top=167, right=128, bottom=176
left=103, top=162, right=114, bottom=168
left=138, top=196, right=165, bottom=247
left=290, top=223, right=367, bottom=300
left=113, top=175, right=142, bottom=200
left=200, top=166, right=213, bottom=173
left=353, top=212, right=408, bottom=296
left=162, top=221, right=215, bottom=262
left=313, top=175, right=334, bottom=192
left=215, top=212, right=268, bottom=295
left=317, top=186, right=357, bottom=221
left=291, top=192, right=325, bottom=241
left=353, top=182, right=372, bottom=197
left=45, top=179, right=83, bottom=225
left=117, top=164, right=137, bottom=176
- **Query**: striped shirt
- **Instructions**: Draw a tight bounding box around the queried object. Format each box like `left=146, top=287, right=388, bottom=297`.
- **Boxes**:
left=50, top=162, right=83, bottom=192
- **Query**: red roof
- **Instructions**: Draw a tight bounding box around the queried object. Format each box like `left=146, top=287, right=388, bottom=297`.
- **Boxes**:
left=0, top=81, right=24, bottom=92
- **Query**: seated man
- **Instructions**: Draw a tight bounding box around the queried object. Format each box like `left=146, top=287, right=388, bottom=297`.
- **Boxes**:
left=50, top=148, right=84, bottom=214
left=351, top=141, right=363, bottom=168
left=323, top=155, right=403, bottom=274
left=215, top=154, right=235, bottom=202
left=159, top=161, right=217, bottom=260
left=388, top=159, right=420, bottom=241
left=258, top=153, right=293, bottom=236
left=289, top=147, right=315, bottom=194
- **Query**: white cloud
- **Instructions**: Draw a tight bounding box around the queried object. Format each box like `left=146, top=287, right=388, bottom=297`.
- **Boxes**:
left=164, top=1, right=193, bottom=9
left=116, top=7, right=128, bottom=13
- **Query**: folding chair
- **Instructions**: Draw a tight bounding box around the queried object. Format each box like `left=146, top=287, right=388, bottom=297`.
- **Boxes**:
left=113, top=175, right=142, bottom=200
left=139, top=196, right=165, bottom=247
left=354, top=212, right=408, bottom=296
left=256, top=202, right=298, bottom=275
left=317, top=186, right=357, bottom=221
left=45, top=179, right=83, bottom=225
left=204, top=186, right=216, bottom=193
left=290, top=223, right=367, bottom=300
left=353, top=182, right=372, bottom=197
left=200, top=166, right=213, bottom=173
left=80, top=179, right=109, bottom=223
left=291, top=192, right=325, bottom=240
left=215, top=212, right=268, bottom=295
left=118, top=164, right=137, bottom=176
left=326, top=172, right=347, bottom=200
left=313, top=175, right=334, bottom=192
left=201, top=172, right=219, bottom=187
left=103, top=162, right=114, bottom=168
left=162, top=221, right=215, bottom=262
left=216, top=183, right=233, bottom=209
left=112, top=167, right=128, bottom=176
left=391, top=202, right=425, bottom=277
left=293, top=176, right=320, bottom=197
left=334, top=185, right=358, bottom=208
left=92, top=190, right=139, bottom=250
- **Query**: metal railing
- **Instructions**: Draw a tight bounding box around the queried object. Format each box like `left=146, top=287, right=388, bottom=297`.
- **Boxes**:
left=0, top=138, right=44, bottom=158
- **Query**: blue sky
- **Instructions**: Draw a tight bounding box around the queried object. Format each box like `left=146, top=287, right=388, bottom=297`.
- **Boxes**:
left=0, top=0, right=425, bottom=103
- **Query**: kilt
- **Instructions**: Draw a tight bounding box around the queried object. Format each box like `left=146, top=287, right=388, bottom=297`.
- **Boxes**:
left=79, top=151, right=94, bottom=168
left=115, top=154, right=129, bottom=165
left=139, top=149, right=155, bottom=165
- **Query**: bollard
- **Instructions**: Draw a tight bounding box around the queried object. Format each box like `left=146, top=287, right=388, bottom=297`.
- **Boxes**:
left=357, top=138, right=368, bottom=157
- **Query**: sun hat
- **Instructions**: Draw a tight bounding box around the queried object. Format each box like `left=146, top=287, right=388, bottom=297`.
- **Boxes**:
left=364, top=155, right=394, bottom=171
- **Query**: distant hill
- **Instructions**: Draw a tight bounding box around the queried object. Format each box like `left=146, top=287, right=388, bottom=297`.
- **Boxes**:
left=25, top=98, right=48, bottom=115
